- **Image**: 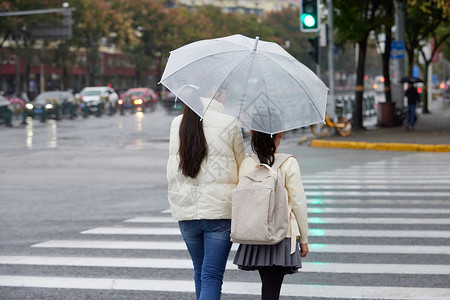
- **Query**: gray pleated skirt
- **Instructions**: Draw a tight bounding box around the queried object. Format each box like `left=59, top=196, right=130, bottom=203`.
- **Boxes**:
left=233, top=238, right=302, bottom=275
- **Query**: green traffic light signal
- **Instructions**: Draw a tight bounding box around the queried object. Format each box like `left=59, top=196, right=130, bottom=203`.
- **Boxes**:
left=301, top=14, right=316, bottom=28
left=300, top=0, right=319, bottom=32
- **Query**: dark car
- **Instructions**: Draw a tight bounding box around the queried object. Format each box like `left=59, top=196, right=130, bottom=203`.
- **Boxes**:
left=25, top=91, right=77, bottom=121
left=119, top=88, right=159, bottom=112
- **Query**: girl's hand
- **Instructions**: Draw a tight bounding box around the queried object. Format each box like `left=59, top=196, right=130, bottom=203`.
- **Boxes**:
left=300, top=243, right=309, bottom=257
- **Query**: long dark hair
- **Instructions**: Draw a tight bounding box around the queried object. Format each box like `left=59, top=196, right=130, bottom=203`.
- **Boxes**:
left=251, top=131, right=277, bottom=167
left=178, top=105, right=208, bottom=178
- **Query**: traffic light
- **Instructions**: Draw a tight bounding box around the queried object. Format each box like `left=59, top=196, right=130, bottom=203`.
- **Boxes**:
left=308, top=37, right=319, bottom=63
left=300, top=0, right=320, bottom=32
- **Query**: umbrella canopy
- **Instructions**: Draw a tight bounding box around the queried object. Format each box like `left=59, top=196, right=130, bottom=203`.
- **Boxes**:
left=160, top=34, right=328, bottom=134
left=400, top=76, right=424, bottom=83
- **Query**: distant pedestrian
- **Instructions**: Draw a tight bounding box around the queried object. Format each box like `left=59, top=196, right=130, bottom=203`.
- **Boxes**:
left=405, top=83, right=420, bottom=129
left=167, top=100, right=245, bottom=300
left=233, top=130, right=309, bottom=300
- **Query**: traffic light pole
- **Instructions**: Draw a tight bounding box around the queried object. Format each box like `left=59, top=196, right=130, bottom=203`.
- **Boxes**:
left=316, top=32, right=320, bottom=77
left=326, top=0, right=336, bottom=121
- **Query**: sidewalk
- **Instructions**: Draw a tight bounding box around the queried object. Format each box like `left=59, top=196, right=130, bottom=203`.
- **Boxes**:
left=310, top=97, right=450, bottom=152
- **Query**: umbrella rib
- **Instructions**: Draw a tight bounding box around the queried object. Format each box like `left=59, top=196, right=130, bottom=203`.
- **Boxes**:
left=161, top=49, right=247, bottom=83
left=213, top=53, right=253, bottom=109
left=257, top=53, right=273, bottom=134
left=260, top=52, right=324, bottom=118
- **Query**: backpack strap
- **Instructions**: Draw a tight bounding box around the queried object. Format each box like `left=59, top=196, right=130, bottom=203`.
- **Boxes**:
left=250, top=153, right=294, bottom=170
left=272, top=153, right=294, bottom=170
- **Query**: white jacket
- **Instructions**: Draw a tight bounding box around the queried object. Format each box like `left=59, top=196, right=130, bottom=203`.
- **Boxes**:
left=167, top=100, right=245, bottom=221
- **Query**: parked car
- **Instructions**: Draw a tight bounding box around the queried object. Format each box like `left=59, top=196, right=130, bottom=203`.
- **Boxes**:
left=25, top=91, right=77, bottom=120
left=78, top=86, right=119, bottom=115
left=160, top=88, right=183, bottom=113
left=119, top=88, right=159, bottom=112
left=0, top=95, right=12, bottom=126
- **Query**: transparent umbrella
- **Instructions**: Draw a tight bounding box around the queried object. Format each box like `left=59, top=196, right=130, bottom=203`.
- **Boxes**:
left=160, top=34, right=328, bottom=134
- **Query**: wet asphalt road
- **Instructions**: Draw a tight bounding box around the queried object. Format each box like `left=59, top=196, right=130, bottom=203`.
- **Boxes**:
left=0, top=104, right=449, bottom=299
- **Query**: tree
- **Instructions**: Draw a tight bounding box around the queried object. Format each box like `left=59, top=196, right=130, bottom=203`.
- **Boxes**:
left=70, top=0, right=118, bottom=86
left=264, top=8, right=315, bottom=70
left=405, top=0, right=450, bottom=113
left=374, top=0, right=395, bottom=104
left=0, top=0, right=59, bottom=95
left=333, top=0, right=382, bottom=130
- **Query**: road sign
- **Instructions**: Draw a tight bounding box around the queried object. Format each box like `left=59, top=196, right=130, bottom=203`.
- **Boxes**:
left=390, top=41, right=405, bottom=59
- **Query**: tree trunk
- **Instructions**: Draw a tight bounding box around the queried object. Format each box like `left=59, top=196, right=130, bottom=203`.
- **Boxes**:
left=406, top=45, right=415, bottom=76
left=383, top=30, right=392, bottom=102
left=353, top=39, right=367, bottom=130
left=422, top=62, right=430, bottom=113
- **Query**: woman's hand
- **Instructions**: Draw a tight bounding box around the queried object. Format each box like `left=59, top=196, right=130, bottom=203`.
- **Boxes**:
left=300, top=243, right=309, bottom=257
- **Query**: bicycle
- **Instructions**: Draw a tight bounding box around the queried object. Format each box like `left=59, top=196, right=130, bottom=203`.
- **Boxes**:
left=311, top=114, right=352, bottom=137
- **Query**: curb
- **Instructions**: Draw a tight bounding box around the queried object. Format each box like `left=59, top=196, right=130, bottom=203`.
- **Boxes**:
left=310, top=140, right=450, bottom=152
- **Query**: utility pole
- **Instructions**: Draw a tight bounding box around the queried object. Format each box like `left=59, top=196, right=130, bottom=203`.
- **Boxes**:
left=326, top=0, right=335, bottom=121
left=393, top=1, right=406, bottom=109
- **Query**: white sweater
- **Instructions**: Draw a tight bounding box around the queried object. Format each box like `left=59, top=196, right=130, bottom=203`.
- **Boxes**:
left=167, top=101, right=245, bottom=221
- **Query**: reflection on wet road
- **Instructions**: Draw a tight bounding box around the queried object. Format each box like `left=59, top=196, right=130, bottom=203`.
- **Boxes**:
left=9, top=107, right=176, bottom=153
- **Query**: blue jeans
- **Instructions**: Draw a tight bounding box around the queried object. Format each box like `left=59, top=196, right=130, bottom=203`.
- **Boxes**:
left=407, top=104, right=416, bottom=127
left=179, top=219, right=232, bottom=300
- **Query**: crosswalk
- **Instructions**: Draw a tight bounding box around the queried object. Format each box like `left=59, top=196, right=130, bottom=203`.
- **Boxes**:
left=1, top=152, right=450, bottom=299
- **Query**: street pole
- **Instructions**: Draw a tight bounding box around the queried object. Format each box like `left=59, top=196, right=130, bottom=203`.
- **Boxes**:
left=15, top=54, right=20, bottom=95
left=316, top=32, right=321, bottom=77
left=326, top=0, right=335, bottom=121
left=393, top=1, right=406, bottom=109
left=394, top=1, right=406, bottom=81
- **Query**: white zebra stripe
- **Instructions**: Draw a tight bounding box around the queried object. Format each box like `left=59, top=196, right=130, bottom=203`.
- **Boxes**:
left=0, top=276, right=448, bottom=299
left=306, top=199, right=449, bottom=205
left=161, top=207, right=450, bottom=214
left=30, top=240, right=450, bottom=254
left=302, top=179, right=450, bottom=184
left=81, top=227, right=450, bottom=238
left=125, top=216, right=450, bottom=225
left=305, top=191, right=449, bottom=197
left=0, top=256, right=449, bottom=275
left=305, top=185, right=450, bottom=190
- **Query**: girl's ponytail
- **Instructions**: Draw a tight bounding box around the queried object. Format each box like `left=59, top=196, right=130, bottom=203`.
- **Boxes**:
left=251, top=131, right=276, bottom=166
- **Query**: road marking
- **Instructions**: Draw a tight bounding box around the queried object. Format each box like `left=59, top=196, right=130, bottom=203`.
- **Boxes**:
left=161, top=207, right=450, bottom=214
left=310, top=170, right=450, bottom=175
left=125, top=216, right=450, bottom=225
left=0, top=276, right=448, bottom=299
left=349, top=164, right=450, bottom=169
left=125, top=216, right=176, bottom=223
left=305, top=185, right=450, bottom=190
left=308, top=217, right=450, bottom=224
left=303, top=175, right=448, bottom=179
left=307, top=207, right=450, bottom=214
left=81, top=227, right=450, bottom=238
left=1, top=256, right=449, bottom=275
left=306, top=198, right=450, bottom=205
left=306, top=191, right=449, bottom=197
left=302, top=179, right=450, bottom=184
left=31, top=240, right=450, bottom=254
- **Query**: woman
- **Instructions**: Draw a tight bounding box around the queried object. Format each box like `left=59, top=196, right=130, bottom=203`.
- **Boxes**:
left=233, top=130, right=309, bottom=300
left=167, top=100, right=245, bottom=300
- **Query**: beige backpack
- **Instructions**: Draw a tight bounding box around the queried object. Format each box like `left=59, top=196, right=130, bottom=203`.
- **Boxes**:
left=230, top=153, right=293, bottom=245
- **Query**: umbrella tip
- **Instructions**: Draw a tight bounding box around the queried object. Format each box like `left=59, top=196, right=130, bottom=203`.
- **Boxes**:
left=253, top=36, right=259, bottom=51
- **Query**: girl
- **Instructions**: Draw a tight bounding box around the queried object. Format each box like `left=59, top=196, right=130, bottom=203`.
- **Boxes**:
left=167, top=101, right=245, bottom=300
left=233, top=130, right=309, bottom=300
